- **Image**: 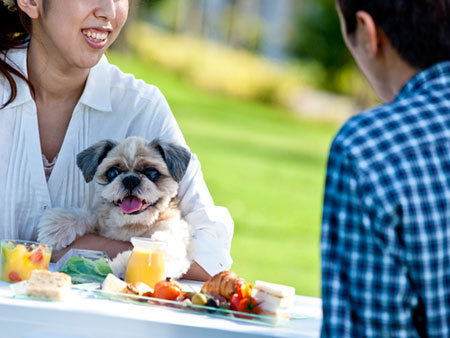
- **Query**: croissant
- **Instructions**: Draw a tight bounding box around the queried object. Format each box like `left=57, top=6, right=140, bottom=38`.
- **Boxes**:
left=201, top=270, right=246, bottom=300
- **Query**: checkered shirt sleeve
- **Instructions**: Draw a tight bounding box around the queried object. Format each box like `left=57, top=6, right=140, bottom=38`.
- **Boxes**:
left=321, top=61, right=450, bottom=337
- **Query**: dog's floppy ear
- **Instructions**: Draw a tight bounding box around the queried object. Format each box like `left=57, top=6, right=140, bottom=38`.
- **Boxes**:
left=77, top=140, right=118, bottom=183
left=150, top=139, right=191, bottom=183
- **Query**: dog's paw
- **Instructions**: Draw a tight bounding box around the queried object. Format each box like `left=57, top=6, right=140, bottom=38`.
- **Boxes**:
left=148, top=220, right=193, bottom=279
left=110, top=250, right=131, bottom=279
left=150, top=233, right=191, bottom=279
left=165, top=255, right=191, bottom=279
left=37, top=208, right=93, bottom=250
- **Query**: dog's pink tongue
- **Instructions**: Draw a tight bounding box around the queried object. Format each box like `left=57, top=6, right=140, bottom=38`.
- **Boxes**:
left=120, top=196, right=143, bottom=214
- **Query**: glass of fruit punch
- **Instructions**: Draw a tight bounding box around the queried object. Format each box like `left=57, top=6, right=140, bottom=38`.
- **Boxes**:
left=1, top=240, right=52, bottom=283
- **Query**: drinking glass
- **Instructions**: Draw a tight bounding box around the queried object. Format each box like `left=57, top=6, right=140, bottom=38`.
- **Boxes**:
left=1, top=240, right=52, bottom=283
left=125, top=237, right=166, bottom=288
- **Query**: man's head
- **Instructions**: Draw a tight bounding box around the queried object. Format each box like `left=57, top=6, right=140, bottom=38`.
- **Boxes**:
left=336, top=0, right=450, bottom=102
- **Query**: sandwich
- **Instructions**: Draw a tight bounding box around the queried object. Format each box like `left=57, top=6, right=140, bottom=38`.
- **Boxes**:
left=252, top=280, right=295, bottom=318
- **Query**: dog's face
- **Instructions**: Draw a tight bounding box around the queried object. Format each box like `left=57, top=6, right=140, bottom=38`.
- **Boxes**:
left=76, top=137, right=190, bottom=226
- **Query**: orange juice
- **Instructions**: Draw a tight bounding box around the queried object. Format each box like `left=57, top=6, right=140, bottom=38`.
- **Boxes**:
left=1, top=240, right=52, bottom=283
left=125, top=238, right=165, bottom=288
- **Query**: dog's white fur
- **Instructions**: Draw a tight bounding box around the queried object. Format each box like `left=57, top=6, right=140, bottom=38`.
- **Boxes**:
left=38, top=137, right=193, bottom=279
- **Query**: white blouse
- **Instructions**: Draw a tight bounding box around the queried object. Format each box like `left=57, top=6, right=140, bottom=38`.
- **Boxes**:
left=0, top=48, right=233, bottom=275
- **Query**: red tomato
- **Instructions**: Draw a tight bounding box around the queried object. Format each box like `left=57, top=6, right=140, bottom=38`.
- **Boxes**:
left=9, top=271, right=22, bottom=282
left=29, top=248, right=44, bottom=265
left=153, top=279, right=183, bottom=301
left=230, top=293, right=240, bottom=311
left=237, top=297, right=260, bottom=314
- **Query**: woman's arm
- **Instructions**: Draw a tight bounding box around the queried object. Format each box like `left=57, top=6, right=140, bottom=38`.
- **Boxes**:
left=50, top=234, right=132, bottom=262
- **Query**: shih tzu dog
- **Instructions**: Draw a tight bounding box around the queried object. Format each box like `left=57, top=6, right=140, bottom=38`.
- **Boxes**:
left=37, top=136, right=194, bottom=278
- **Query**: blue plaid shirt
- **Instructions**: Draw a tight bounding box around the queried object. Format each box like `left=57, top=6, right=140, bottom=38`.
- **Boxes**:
left=321, top=61, right=450, bottom=337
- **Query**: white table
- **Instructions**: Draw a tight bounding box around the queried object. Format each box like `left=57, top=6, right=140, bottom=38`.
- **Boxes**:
left=0, top=281, right=322, bottom=338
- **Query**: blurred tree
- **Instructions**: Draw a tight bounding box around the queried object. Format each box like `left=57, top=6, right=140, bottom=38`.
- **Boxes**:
left=139, top=0, right=167, bottom=14
left=289, top=0, right=355, bottom=92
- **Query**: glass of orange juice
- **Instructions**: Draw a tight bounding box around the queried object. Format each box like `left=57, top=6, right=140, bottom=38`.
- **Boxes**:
left=1, top=240, right=52, bottom=283
left=125, top=237, right=166, bottom=288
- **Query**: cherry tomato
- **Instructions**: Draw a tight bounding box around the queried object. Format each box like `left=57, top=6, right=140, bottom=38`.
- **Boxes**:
left=230, top=293, right=241, bottom=311
left=153, top=279, right=183, bottom=301
left=237, top=297, right=260, bottom=314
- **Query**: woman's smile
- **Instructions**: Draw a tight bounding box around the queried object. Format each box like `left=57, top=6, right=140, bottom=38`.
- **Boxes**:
left=81, top=28, right=111, bottom=49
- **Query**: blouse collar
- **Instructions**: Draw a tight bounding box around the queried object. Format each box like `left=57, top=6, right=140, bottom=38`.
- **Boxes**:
left=3, top=47, right=112, bottom=112
left=78, top=54, right=112, bottom=112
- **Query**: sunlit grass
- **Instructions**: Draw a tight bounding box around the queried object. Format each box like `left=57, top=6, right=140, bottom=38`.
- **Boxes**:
left=108, top=51, right=340, bottom=297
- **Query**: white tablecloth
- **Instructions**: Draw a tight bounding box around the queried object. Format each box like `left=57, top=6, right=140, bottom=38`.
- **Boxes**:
left=0, top=281, right=322, bottom=338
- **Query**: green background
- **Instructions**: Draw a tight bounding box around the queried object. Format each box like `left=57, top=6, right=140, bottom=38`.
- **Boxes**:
left=109, top=52, right=340, bottom=297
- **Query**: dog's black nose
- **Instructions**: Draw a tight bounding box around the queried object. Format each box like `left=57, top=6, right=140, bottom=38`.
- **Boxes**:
left=122, top=175, right=140, bottom=191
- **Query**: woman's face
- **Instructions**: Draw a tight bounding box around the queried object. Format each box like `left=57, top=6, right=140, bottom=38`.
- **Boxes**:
left=31, top=0, right=128, bottom=70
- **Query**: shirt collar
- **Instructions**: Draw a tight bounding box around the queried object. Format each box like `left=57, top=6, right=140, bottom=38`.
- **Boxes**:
left=396, top=61, right=450, bottom=101
left=2, top=48, right=112, bottom=112
left=78, top=54, right=112, bottom=112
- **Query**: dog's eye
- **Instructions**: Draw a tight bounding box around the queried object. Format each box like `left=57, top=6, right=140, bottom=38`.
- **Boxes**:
left=106, top=168, right=120, bottom=182
left=144, top=168, right=160, bottom=182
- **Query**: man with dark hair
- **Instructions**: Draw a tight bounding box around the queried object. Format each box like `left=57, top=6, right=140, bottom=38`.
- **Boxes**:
left=321, top=0, right=450, bottom=336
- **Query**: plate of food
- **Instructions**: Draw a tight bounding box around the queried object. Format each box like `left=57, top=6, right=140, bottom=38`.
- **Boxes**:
left=78, top=270, right=304, bottom=326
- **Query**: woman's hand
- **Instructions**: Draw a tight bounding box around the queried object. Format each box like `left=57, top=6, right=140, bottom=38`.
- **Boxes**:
left=182, top=261, right=211, bottom=282
left=50, top=234, right=133, bottom=262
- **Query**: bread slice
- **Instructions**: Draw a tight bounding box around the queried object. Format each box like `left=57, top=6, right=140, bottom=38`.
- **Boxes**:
left=26, top=270, right=72, bottom=300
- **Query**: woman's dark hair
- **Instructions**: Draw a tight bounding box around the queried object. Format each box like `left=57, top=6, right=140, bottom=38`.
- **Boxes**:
left=337, top=0, right=450, bottom=69
left=0, top=2, right=34, bottom=108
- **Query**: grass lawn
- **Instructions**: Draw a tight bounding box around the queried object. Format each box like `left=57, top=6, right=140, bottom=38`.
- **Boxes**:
left=108, top=51, right=341, bottom=297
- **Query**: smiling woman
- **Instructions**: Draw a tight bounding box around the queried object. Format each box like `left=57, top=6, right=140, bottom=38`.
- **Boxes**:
left=0, top=0, right=234, bottom=282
